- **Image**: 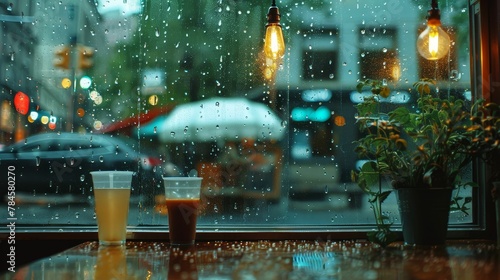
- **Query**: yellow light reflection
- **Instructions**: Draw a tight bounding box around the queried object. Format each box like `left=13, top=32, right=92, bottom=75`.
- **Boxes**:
left=61, top=78, right=72, bottom=89
left=93, top=120, right=103, bottom=130
left=41, top=116, right=49, bottom=124
left=94, top=95, right=103, bottom=105
left=89, top=90, right=99, bottom=100
left=391, top=64, right=401, bottom=81
left=148, top=95, right=159, bottom=106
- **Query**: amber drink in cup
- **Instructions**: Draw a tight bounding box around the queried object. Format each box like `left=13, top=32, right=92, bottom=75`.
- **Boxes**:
left=163, top=177, right=202, bottom=246
left=91, top=171, right=133, bottom=246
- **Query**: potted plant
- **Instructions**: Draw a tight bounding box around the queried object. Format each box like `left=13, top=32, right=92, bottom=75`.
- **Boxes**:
left=351, top=79, right=478, bottom=246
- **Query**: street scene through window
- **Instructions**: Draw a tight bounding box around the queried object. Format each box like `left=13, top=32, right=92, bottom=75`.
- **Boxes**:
left=0, top=0, right=474, bottom=232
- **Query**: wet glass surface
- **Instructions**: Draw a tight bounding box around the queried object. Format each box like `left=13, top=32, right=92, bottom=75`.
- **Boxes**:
left=0, top=0, right=479, bottom=232
left=4, top=240, right=500, bottom=279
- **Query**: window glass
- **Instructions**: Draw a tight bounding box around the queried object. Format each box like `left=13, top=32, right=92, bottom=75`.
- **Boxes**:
left=0, top=0, right=474, bottom=230
left=359, top=28, right=399, bottom=81
left=302, top=28, right=339, bottom=80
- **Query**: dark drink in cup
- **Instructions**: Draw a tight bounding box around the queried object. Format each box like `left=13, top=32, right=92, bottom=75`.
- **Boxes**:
left=163, top=177, right=202, bottom=246
left=166, top=198, right=200, bottom=245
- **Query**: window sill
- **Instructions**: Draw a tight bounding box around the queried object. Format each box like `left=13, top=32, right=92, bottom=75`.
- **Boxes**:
left=0, top=225, right=492, bottom=241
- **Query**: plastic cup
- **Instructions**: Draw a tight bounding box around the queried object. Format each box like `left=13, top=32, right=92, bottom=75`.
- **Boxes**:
left=163, top=177, right=202, bottom=246
left=90, top=171, right=134, bottom=246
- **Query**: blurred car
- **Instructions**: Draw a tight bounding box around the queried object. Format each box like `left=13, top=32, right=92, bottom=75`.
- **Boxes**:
left=0, top=132, right=164, bottom=205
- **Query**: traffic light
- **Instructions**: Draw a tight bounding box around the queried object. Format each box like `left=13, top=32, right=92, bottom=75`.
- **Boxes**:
left=61, top=77, right=72, bottom=89
left=78, top=45, right=94, bottom=69
left=54, top=46, right=70, bottom=69
left=14, top=91, right=30, bottom=115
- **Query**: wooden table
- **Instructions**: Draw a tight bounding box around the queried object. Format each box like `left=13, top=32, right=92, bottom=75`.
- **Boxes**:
left=3, top=240, right=500, bottom=279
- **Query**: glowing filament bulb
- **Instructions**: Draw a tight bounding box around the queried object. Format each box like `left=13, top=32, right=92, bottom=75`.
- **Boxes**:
left=264, top=2, right=285, bottom=60
left=264, top=24, right=285, bottom=60
left=416, top=1, right=450, bottom=61
left=428, top=27, right=439, bottom=56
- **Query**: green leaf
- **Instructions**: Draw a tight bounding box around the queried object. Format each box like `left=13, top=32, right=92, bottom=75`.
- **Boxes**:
left=356, top=82, right=365, bottom=93
left=358, top=161, right=381, bottom=189
left=389, top=107, right=411, bottom=124
left=379, top=190, right=393, bottom=204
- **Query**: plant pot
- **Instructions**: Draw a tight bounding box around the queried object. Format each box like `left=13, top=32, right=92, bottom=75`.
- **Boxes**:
left=396, top=188, right=453, bottom=246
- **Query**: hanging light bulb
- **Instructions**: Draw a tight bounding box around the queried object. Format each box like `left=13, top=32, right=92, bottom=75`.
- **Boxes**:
left=264, top=0, right=285, bottom=60
left=416, top=0, right=450, bottom=60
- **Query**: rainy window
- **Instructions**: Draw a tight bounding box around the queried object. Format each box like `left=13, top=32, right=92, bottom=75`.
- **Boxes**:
left=359, top=28, right=399, bottom=81
left=302, top=28, right=339, bottom=80
left=0, top=0, right=485, bottom=235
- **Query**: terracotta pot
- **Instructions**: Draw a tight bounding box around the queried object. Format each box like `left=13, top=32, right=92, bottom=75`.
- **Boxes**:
left=396, top=188, right=453, bottom=246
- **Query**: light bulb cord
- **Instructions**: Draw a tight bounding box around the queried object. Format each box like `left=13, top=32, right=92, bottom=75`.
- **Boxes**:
left=427, top=0, right=441, bottom=25
left=431, top=0, right=438, bottom=10
left=267, top=1, right=281, bottom=25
